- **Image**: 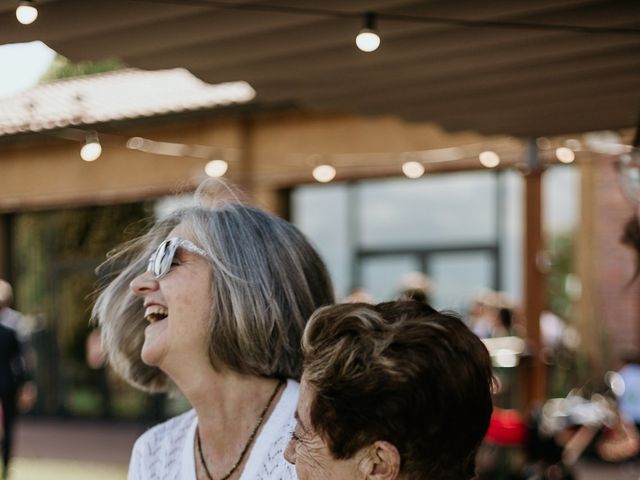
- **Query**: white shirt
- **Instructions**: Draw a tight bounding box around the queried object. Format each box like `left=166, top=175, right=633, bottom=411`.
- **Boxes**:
left=0, top=307, right=27, bottom=340
left=619, top=364, right=640, bottom=423
left=128, top=379, right=298, bottom=480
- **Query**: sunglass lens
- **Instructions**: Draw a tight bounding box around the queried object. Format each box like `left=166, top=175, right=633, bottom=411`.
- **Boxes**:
left=155, top=240, right=174, bottom=277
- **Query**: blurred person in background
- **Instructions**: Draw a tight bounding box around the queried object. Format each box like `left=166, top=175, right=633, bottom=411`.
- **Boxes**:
left=614, top=351, right=640, bottom=434
left=468, top=289, right=500, bottom=339
left=0, top=323, right=24, bottom=480
left=396, top=271, right=433, bottom=304
left=284, top=301, right=494, bottom=480
left=342, top=286, right=375, bottom=304
left=0, top=280, right=32, bottom=480
left=85, top=326, right=112, bottom=418
left=93, top=181, right=334, bottom=480
left=0, top=281, right=25, bottom=339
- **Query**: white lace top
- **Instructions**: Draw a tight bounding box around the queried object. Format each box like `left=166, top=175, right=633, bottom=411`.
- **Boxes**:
left=128, top=380, right=298, bottom=480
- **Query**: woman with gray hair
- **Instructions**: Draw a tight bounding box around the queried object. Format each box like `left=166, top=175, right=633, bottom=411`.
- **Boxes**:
left=93, top=183, right=334, bottom=480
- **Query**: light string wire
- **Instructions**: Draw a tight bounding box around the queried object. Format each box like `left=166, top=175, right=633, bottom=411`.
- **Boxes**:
left=133, top=0, right=640, bottom=36
left=46, top=126, right=629, bottom=181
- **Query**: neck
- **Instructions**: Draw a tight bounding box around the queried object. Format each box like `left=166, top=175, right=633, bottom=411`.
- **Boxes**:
left=190, top=372, right=282, bottom=427
left=180, top=368, right=284, bottom=477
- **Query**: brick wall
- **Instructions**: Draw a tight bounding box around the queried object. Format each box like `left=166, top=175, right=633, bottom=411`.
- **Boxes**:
left=594, top=154, right=640, bottom=366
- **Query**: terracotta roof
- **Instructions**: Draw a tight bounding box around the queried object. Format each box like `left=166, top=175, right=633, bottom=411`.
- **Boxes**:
left=0, top=68, right=256, bottom=136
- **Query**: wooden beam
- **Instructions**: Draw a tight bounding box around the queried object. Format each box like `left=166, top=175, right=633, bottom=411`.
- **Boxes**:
left=238, top=117, right=256, bottom=200
left=0, top=214, right=12, bottom=282
left=522, top=140, right=546, bottom=406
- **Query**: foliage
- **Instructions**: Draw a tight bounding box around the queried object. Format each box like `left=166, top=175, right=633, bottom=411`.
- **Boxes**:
left=14, top=202, right=152, bottom=417
left=546, top=231, right=574, bottom=319
left=39, top=54, right=125, bottom=82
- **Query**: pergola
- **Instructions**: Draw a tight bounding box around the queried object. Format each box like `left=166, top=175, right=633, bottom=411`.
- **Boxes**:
left=1, top=0, right=639, bottom=405
left=2, top=0, right=639, bottom=136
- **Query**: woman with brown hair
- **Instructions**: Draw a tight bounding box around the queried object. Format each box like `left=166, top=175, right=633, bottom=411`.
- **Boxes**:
left=285, top=301, right=494, bottom=480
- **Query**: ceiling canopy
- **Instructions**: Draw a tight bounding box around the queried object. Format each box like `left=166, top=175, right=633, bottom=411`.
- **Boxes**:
left=1, top=0, right=639, bottom=138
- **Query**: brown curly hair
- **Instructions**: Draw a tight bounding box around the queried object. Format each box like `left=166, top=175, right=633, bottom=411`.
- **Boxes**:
left=302, top=301, right=494, bottom=480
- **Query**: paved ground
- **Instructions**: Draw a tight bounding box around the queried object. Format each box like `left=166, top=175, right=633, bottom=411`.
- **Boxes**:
left=9, top=458, right=127, bottom=480
left=574, top=460, right=640, bottom=480
left=14, top=417, right=146, bottom=464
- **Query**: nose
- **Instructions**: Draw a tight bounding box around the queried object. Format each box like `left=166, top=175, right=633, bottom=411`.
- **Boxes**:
left=284, top=436, right=296, bottom=465
left=130, top=270, right=159, bottom=297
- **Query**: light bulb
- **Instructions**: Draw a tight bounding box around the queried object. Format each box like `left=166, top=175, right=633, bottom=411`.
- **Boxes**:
left=555, top=147, right=575, bottom=164
left=126, top=137, right=145, bottom=150
left=356, top=30, right=380, bottom=52
left=479, top=151, right=500, bottom=168
left=312, top=164, right=336, bottom=183
left=402, top=161, right=425, bottom=179
left=81, top=141, right=102, bottom=162
left=204, top=159, right=228, bottom=177
left=16, top=0, right=38, bottom=24
left=565, top=138, right=582, bottom=150
left=536, top=137, right=551, bottom=150
left=356, top=12, right=380, bottom=52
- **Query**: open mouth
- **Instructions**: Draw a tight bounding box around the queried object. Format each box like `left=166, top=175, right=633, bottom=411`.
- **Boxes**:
left=144, top=309, right=168, bottom=324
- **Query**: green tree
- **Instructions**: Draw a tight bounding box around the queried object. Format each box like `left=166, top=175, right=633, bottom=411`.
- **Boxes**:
left=39, top=54, right=125, bottom=82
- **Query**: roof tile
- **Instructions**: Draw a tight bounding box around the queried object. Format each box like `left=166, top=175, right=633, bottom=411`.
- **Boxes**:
left=0, top=68, right=255, bottom=136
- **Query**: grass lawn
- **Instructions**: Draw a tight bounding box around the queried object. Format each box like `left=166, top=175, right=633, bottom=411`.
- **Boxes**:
left=8, top=458, right=127, bottom=480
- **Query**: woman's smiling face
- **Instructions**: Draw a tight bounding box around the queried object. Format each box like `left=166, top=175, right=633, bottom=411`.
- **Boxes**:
left=284, top=377, right=364, bottom=480
left=130, top=223, right=213, bottom=374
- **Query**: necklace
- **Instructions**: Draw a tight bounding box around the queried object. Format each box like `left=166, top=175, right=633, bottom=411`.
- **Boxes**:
left=196, top=379, right=285, bottom=480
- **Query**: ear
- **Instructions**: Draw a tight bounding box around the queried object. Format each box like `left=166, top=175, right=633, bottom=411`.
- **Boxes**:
left=358, top=441, right=401, bottom=480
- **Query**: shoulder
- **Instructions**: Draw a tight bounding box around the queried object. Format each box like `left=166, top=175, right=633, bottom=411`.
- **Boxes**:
left=130, top=409, right=196, bottom=477
left=133, top=409, right=196, bottom=453
left=0, top=308, right=22, bottom=328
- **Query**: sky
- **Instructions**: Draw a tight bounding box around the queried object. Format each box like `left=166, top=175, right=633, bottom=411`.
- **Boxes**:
left=0, top=41, right=56, bottom=98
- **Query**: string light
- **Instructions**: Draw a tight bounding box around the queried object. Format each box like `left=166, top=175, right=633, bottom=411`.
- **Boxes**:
left=402, top=160, right=425, bottom=178
left=80, top=132, right=102, bottom=162
left=16, top=0, right=38, bottom=25
left=126, top=136, right=145, bottom=150
left=312, top=164, right=336, bottom=183
left=135, top=1, right=638, bottom=37
left=479, top=151, right=500, bottom=168
left=555, top=147, right=575, bottom=164
left=565, top=138, right=582, bottom=150
left=355, top=13, right=380, bottom=52
left=63, top=128, right=601, bottom=182
left=536, top=137, right=551, bottom=150
left=204, top=158, right=228, bottom=177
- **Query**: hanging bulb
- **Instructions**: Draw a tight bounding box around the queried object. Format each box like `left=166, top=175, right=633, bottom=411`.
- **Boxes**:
left=16, top=0, right=38, bottom=25
left=402, top=160, right=425, bottom=179
left=555, top=147, right=575, bottom=164
left=355, top=13, right=380, bottom=52
left=126, top=137, right=145, bottom=150
left=80, top=132, right=102, bottom=162
left=204, top=158, right=228, bottom=177
left=312, top=164, right=336, bottom=183
left=536, top=137, right=551, bottom=150
left=479, top=151, right=500, bottom=168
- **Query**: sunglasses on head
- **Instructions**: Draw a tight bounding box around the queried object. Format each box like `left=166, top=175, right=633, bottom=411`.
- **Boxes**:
left=147, top=237, right=210, bottom=279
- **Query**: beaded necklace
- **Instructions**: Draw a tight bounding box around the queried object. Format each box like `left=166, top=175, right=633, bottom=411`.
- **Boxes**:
left=196, top=379, right=285, bottom=480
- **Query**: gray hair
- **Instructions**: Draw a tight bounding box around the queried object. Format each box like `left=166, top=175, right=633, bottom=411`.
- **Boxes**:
left=92, top=192, right=334, bottom=392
